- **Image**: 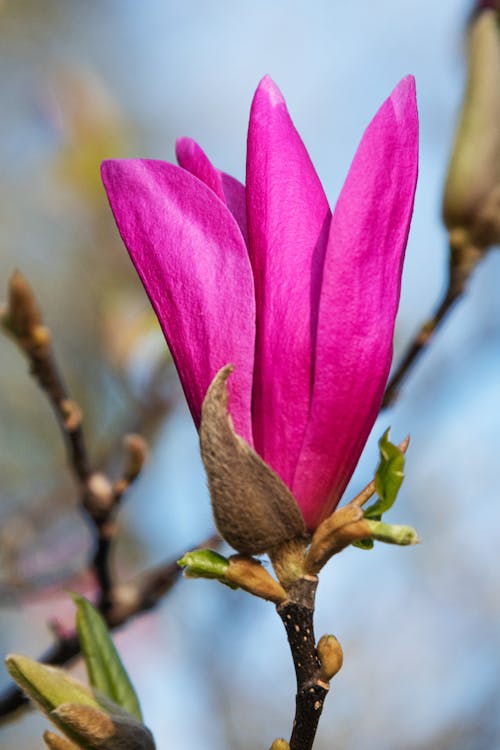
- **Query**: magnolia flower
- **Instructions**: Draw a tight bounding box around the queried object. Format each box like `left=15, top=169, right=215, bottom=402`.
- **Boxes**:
left=101, top=76, right=418, bottom=532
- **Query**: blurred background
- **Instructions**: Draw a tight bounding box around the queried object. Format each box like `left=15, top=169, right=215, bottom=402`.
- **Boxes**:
left=1, top=1, right=500, bottom=748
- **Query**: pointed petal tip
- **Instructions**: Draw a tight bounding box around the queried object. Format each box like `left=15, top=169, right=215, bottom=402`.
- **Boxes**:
left=100, top=158, right=137, bottom=186
left=390, top=75, right=418, bottom=123
left=175, top=136, right=195, bottom=164
left=254, top=75, right=285, bottom=107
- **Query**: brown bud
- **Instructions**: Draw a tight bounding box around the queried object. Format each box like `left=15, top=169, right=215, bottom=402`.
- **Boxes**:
left=3, top=271, right=43, bottom=341
left=122, top=434, right=148, bottom=481
left=443, top=7, right=500, bottom=248
left=54, top=703, right=155, bottom=750
left=225, top=556, right=287, bottom=603
left=60, top=399, right=83, bottom=432
left=199, top=365, right=306, bottom=555
left=85, top=473, right=114, bottom=513
left=305, top=503, right=371, bottom=574
left=317, top=634, right=344, bottom=682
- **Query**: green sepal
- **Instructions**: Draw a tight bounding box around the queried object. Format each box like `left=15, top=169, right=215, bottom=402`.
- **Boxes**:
left=364, top=429, right=405, bottom=520
left=71, top=594, right=142, bottom=721
left=177, top=549, right=237, bottom=588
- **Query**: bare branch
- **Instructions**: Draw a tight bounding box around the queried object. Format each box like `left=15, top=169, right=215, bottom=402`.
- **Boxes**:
left=382, top=242, right=486, bottom=409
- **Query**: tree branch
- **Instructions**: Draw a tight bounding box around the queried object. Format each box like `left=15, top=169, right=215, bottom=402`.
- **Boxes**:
left=277, top=576, right=329, bottom=750
left=382, top=242, right=486, bottom=409
left=0, top=273, right=222, bottom=723
left=0, top=533, right=220, bottom=721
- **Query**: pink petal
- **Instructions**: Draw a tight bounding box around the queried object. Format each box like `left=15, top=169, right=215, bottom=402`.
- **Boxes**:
left=101, top=158, right=256, bottom=443
left=176, top=137, right=248, bottom=242
left=246, top=76, right=331, bottom=488
left=293, top=76, right=419, bottom=529
left=176, top=137, right=226, bottom=200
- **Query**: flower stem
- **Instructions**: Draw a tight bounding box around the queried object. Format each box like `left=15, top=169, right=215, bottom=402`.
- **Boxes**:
left=276, top=576, right=329, bottom=750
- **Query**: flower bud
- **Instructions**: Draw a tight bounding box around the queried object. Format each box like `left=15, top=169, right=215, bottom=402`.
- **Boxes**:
left=269, top=740, right=290, bottom=750
left=443, top=6, right=500, bottom=249
left=317, top=634, right=344, bottom=682
left=5, top=654, right=100, bottom=717
left=54, top=703, right=155, bottom=750
left=2, top=271, right=43, bottom=342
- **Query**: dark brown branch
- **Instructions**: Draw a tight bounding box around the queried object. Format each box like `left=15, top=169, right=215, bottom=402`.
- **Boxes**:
left=277, top=576, right=329, bottom=750
left=382, top=242, right=486, bottom=409
left=0, top=533, right=219, bottom=721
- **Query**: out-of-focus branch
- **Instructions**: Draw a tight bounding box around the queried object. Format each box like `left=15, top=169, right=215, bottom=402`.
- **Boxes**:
left=0, top=532, right=220, bottom=720
left=382, top=242, right=485, bottom=409
left=0, top=272, right=222, bottom=722
left=1, top=272, right=147, bottom=610
left=1, top=271, right=91, bottom=482
left=385, top=1, right=500, bottom=409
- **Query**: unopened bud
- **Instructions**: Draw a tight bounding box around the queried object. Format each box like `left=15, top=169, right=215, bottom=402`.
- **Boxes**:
left=443, top=6, right=500, bottom=249
left=178, top=549, right=231, bottom=582
left=123, top=433, right=148, bottom=481
left=5, top=654, right=99, bottom=719
left=269, top=740, right=290, bottom=750
left=54, top=703, right=155, bottom=750
left=86, top=473, right=114, bottom=513
left=60, top=399, right=83, bottom=432
left=317, top=634, right=344, bottom=682
left=3, top=271, right=43, bottom=341
left=364, top=519, right=419, bottom=546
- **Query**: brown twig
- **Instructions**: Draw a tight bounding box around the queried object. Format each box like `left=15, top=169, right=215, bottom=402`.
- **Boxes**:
left=0, top=533, right=219, bottom=720
left=276, top=576, right=329, bottom=750
left=382, top=241, right=486, bottom=409
left=1, top=273, right=151, bottom=608
left=1, top=271, right=91, bottom=482
left=0, top=271, right=197, bottom=720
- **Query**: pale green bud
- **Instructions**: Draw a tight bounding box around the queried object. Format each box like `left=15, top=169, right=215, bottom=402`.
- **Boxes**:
left=443, top=8, right=500, bottom=249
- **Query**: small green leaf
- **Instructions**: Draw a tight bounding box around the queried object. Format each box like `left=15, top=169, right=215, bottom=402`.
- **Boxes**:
left=71, top=594, right=142, bottom=721
left=178, top=549, right=233, bottom=584
left=364, top=429, right=405, bottom=520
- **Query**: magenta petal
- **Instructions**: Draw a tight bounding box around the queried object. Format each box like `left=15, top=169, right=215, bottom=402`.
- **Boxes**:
left=101, top=158, right=256, bottom=444
left=246, top=76, right=331, bottom=488
left=176, top=137, right=226, bottom=200
left=176, top=137, right=248, bottom=242
left=293, top=76, right=419, bottom=529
